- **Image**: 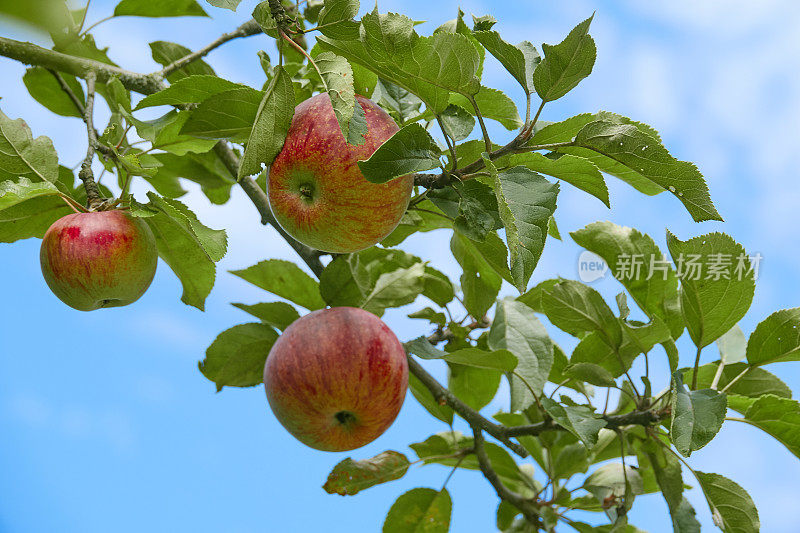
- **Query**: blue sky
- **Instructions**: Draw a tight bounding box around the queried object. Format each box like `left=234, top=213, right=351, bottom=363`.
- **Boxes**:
left=2, top=0, right=800, bottom=531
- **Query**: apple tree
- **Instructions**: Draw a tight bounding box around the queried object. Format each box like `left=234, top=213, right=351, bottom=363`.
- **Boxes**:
left=1, top=0, right=796, bottom=531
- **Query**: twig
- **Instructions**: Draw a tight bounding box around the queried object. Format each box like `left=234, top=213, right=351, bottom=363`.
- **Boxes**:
left=504, top=409, right=663, bottom=438
left=157, top=20, right=261, bottom=79
left=407, top=356, right=529, bottom=458
left=78, top=71, right=103, bottom=210
left=213, top=143, right=324, bottom=277
left=472, top=428, right=541, bottom=526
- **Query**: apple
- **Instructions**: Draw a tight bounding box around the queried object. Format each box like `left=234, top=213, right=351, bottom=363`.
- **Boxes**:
left=263, top=306, right=409, bottom=451
left=40, top=210, right=158, bottom=311
left=268, top=92, right=414, bottom=253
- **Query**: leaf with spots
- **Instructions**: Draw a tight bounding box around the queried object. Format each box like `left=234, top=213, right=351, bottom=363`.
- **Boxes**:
left=315, top=51, right=368, bottom=146
left=323, top=450, right=411, bottom=496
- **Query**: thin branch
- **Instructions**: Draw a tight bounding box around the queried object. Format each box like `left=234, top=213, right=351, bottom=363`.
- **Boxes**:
left=157, top=20, right=261, bottom=79
left=213, top=143, right=324, bottom=277
left=407, top=356, right=529, bottom=457
left=0, top=36, right=165, bottom=94
left=504, top=409, right=663, bottom=438
left=467, top=95, right=492, bottom=152
left=80, top=15, right=115, bottom=36
left=435, top=115, right=459, bottom=171
left=472, top=428, right=542, bottom=526
left=78, top=71, right=103, bottom=209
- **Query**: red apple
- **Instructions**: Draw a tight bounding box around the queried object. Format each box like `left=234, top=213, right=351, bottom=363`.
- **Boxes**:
left=263, top=306, right=408, bottom=451
left=40, top=210, right=158, bottom=311
left=268, top=92, right=414, bottom=253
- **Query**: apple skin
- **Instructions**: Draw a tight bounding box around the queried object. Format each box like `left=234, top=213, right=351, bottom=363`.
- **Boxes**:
left=263, top=306, right=408, bottom=452
left=40, top=210, right=158, bottom=311
left=268, top=92, right=414, bottom=253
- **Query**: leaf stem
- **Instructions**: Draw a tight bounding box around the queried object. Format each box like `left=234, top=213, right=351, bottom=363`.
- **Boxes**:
left=435, top=115, right=459, bottom=171
left=710, top=361, right=726, bottom=390
left=467, top=95, right=492, bottom=152
left=80, top=15, right=115, bottom=36
left=691, top=345, right=703, bottom=390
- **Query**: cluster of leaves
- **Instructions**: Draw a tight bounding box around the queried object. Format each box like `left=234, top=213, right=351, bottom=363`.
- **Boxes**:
left=2, top=0, right=800, bottom=532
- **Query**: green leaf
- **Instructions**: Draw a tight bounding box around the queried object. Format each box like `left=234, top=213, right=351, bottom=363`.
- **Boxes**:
left=0, top=109, right=59, bottom=183
left=532, top=15, right=596, bottom=102
left=541, top=279, right=621, bottom=344
left=666, top=232, right=755, bottom=348
left=383, top=488, right=451, bottom=533
left=131, top=193, right=226, bottom=310
left=694, top=472, right=760, bottom=533
left=408, top=307, right=446, bottom=327
left=449, top=364, right=501, bottom=411
left=146, top=112, right=218, bottom=157
left=418, top=346, right=518, bottom=371
left=739, top=395, right=800, bottom=460
left=584, top=462, right=644, bottom=508
left=574, top=120, right=721, bottom=222
left=318, top=9, right=481, bottom=113
left=0, top=0, right=72, bottom=33
left=488, top=159, right=559, bottom=292
left=449, top=87, right=522, bottom=130
left=0, top=195, right=71, bottom=243
left=198, top=323, right=278, bottom=391
left=315, top=52, right=368, bottom=145
left=150, top=41, right=216, bottom=82
left=716, top=325, right=747, bottom=364
left=746, top=307, right=800, bottom=365
left=115, top=0, right=208, bottom=17
left=670, top=372, right=727, bottom=457
left=473, top=31, right=539, bottom=94
left=135, top=75, right=245, bottom=109
left=422, top=266, right=455, bottom=307
left=148, top=151, right=234, bottom=204
left=408, top=372, right=454, bottom=424
left=230, top=259, right=325, bottom=310
left=180, top=87, right=263, bottom=142
left=231, top=302, right=300, bottom=331
left=685, top=362, right=791, bottom=400
left=316, top=0, right=360, bottom=40
left=358, top=123, right=441, bottom=184
left=372, top=78, right=424, bottom=125
left=430, top=180, right=501, bottom=242
left=563, top=363, right=616, bottom=387
left=541, top=397, right=605, bottom=447
left=323, top=450, right=410, bottom=496
left=643, top=447, right=701, bottom=533
left=505, top=152, right=608, bottom=207
left=488, top=298, right=554, bottom=410
left=571, top=221, right=683, bottom=339
left=381, top=203, right=451, bottom=247
left=22, top=68, right=85, bottom=118
left=0, top=177, right=60, bottom=210
left=450, top=233, right=503, bottom=319
left=239, top=67, right=294, bottom=178
left=205, top=0, right=241, bottom=10
left=438, top=104, right=475, bottom=142
left=361, top=262, right=426, bottom=316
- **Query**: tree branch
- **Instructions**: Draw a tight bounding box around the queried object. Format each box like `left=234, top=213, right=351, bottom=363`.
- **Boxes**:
left=0, top=36, right=165, bottom=94
left=472, top=428, right=542, bottom=527
left=156, top=19, right=262, bottom=79
left=407, top=356, right=529, bottom=457
left=212, top=143, right=324, bottom=277
left=78, top=71, right=103, bottom=209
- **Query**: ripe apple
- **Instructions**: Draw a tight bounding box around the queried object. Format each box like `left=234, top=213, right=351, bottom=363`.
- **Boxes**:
left=268, top=92, right=414, bottom=253
left=263, top=306, right=409, bottom=451
left=40, top=210, right=158, bottom=311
